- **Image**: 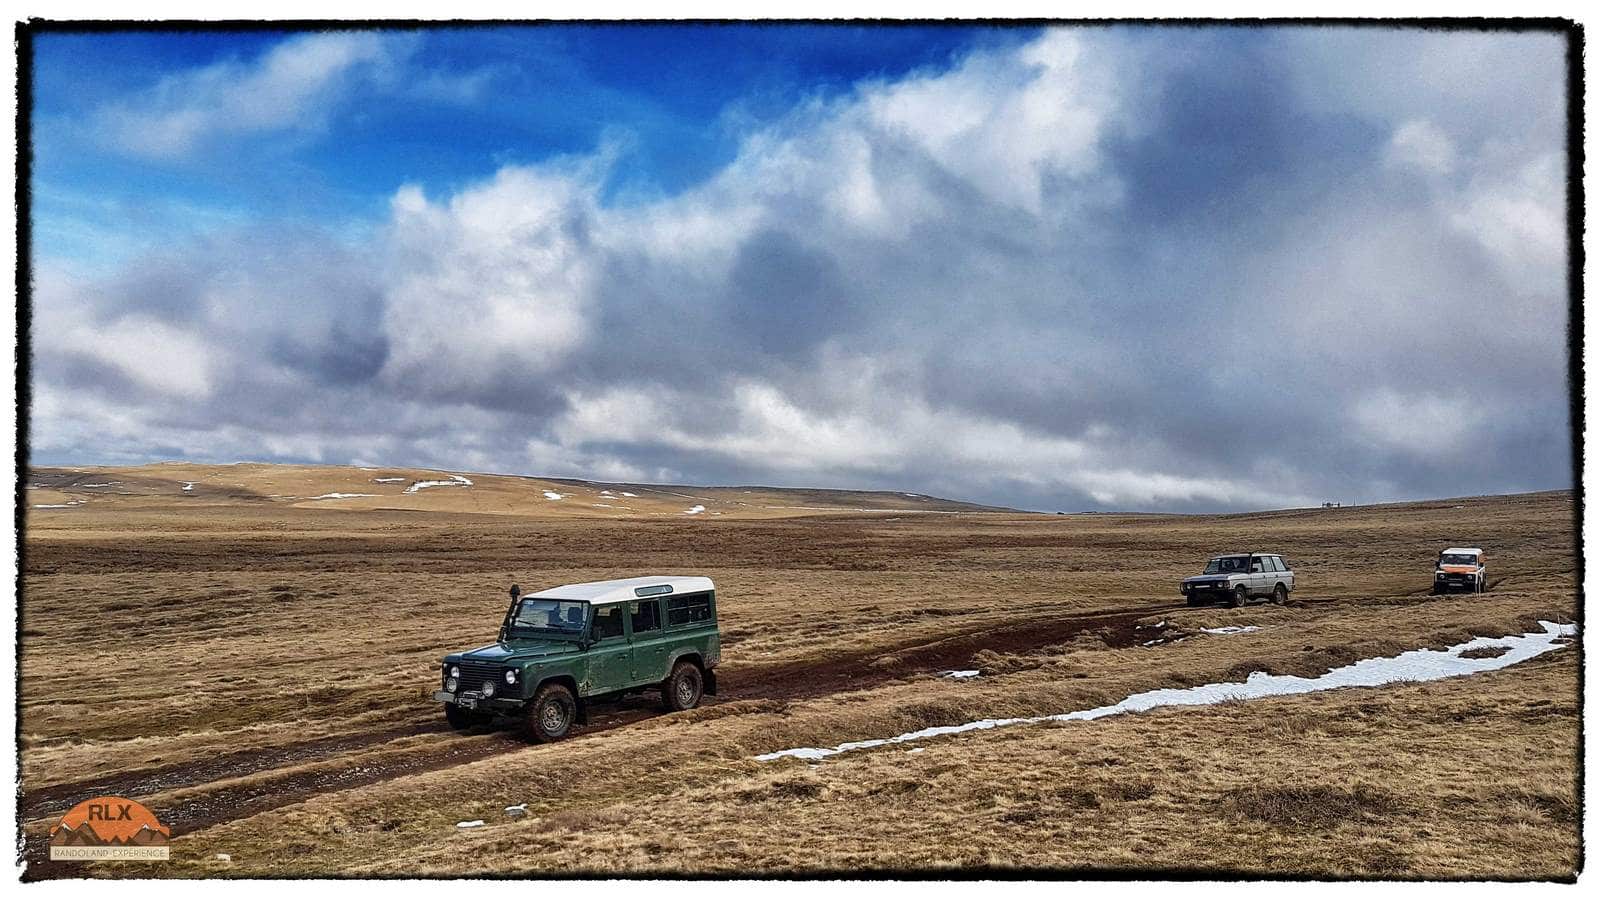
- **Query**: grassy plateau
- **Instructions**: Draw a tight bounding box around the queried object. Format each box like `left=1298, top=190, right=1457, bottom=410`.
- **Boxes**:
left=17, top=464, right=1580, bottom=878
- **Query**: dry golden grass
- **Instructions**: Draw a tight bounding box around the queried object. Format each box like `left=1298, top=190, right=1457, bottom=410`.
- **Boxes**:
left=16, top=469, right=1578, bottom=879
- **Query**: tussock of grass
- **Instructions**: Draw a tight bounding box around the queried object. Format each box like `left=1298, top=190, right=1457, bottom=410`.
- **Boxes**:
left=1225, top=783, right=1404, bottom=828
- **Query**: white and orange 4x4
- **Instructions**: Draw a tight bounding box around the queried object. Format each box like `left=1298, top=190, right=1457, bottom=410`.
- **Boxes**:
left=1432, top=547, right=1486, bottom=594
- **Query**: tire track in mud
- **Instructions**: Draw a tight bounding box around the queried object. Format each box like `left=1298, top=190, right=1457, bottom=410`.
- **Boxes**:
left=20, top=719, right=446, bottom=821
left=20, top=601, right=1177, bottom=851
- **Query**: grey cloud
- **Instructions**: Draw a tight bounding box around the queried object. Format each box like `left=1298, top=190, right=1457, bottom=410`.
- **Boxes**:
left=29, top=27, right=1573, bottom=512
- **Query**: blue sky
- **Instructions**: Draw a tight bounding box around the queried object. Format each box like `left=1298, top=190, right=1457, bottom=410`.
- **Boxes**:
left=28, top=25, right=1572, bottom=511
left=33, top=26, right=1026, bottom=270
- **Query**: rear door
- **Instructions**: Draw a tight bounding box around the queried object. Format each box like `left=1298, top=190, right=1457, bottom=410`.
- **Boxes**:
left=628, top=598, right=668, bottom=684
left=1272, top=556, right=1292, bottom=591
left=585, top=603, right=633, bottom=695
left=1249, top=555, right=1268, bottom=597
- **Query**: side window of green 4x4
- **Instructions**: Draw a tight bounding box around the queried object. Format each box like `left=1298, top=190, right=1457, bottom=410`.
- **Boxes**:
left=591, top=604, right=625, bottom=641
left=630, top=599, right=661, bottom=634
left=666, top=592, right=713, bottom=626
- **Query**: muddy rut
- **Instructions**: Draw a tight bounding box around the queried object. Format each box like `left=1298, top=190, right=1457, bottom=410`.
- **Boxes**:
left=20, top=600, right=1176, bottom=844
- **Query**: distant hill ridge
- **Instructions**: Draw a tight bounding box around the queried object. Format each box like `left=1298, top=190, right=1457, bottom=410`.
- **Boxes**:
left=26, top=462, right=1021, bottom=519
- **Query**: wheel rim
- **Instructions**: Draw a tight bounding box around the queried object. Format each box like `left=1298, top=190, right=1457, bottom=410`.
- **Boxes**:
left=676, top=677, right=696, bottom=706
left=541, top=700, right=568, bottom=733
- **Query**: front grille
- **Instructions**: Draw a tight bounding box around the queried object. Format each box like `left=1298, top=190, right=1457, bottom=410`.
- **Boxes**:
left=457, top=660, right=506, bottom=691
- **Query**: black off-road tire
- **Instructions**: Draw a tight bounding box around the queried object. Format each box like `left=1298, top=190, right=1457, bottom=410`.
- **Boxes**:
left=661, top=660, right=704, bottom=712
left=525, top=683, right=576, bottom=743
left=1272, top=584, right=1288, bottom=604
left=1230, top=585, right=1249, bottom=608
left=444, top=702, right=486, bottom=731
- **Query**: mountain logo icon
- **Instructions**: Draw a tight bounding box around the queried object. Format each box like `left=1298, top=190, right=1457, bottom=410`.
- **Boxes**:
left=48, top=796, right=170, bottom=861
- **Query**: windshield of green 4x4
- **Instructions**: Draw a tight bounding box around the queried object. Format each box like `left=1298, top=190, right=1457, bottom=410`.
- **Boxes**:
left=508, top=599, right=587, bottom=636
left=1204, top=556, right=1250, bottom=575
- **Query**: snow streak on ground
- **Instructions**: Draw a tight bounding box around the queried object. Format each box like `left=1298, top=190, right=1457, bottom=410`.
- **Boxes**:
left=944, top=670, right=981, bottom=679
left=404, top=474, right=472, bottom=494
left=181, top=482, right=196, bottom=492
left=309, top=493, right=375, bottom=500
left=685, top=505, right=706, bottom=515
left=373, top=477, right=406, bottom=483
left=1200, top=625, right=1262, bottom=635
left=755, top=622, right=1578, bottom=762
left=544, top=491, right=565, bottom=501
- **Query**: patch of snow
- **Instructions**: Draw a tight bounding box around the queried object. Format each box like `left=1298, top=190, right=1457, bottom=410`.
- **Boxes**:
left=182, top=482, right=196, bottom=492
left=309, top=492, right=375, bottom=500
left=373, top=477, right=406, bottom=483
left=593, top=503, right=613, bottom=508
left=906, top=748, right=925, bottom=754
left=81, top=481, right=119, bottom=487
left=1138, top=621, right=1167, bottom=630
left=944, top=670, right=980, bottom=679
left=505, top=803, right=527, bottom=816
left=755, top=621, right=1578, bottom=762
left=544, top=491, right=565, bottom=501
left=215, top=853, right=231, bottom=862
left=684, top=505, right=706, bottom=515
left=621, top=491, right=638, bottom=497
left=1200, top=625, right=1261, bottom=635
left=32, top=504, right=77, bottom=509
left=404, top=474, right=472, bottom=494
left=456, top=820, right=485, bottom=829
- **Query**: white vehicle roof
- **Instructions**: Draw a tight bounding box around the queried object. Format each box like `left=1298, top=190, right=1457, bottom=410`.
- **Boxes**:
left=526, top=575, right=714, bottom=605
left=1442, top=547, right=1483, bottom=556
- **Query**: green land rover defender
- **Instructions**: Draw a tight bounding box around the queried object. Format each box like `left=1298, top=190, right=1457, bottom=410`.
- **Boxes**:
left=433, top=575, right=720, bottom=742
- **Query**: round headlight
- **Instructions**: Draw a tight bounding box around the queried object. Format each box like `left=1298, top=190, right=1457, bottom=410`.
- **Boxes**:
left=482, top=681, right=496, bottom=698
left=445, top=676, right=458, bottom=692
left=449, top=665, right=460, bottom=678
left=505, top=669, right=517, bottom=685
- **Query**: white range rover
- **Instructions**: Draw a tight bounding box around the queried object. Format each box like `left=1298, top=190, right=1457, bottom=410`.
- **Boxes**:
left=1179, top=552, right=1295, bottom=608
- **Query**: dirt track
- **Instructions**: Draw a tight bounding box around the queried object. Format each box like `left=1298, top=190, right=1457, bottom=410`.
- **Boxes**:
left=20, top=600, right=1179, bottom=839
